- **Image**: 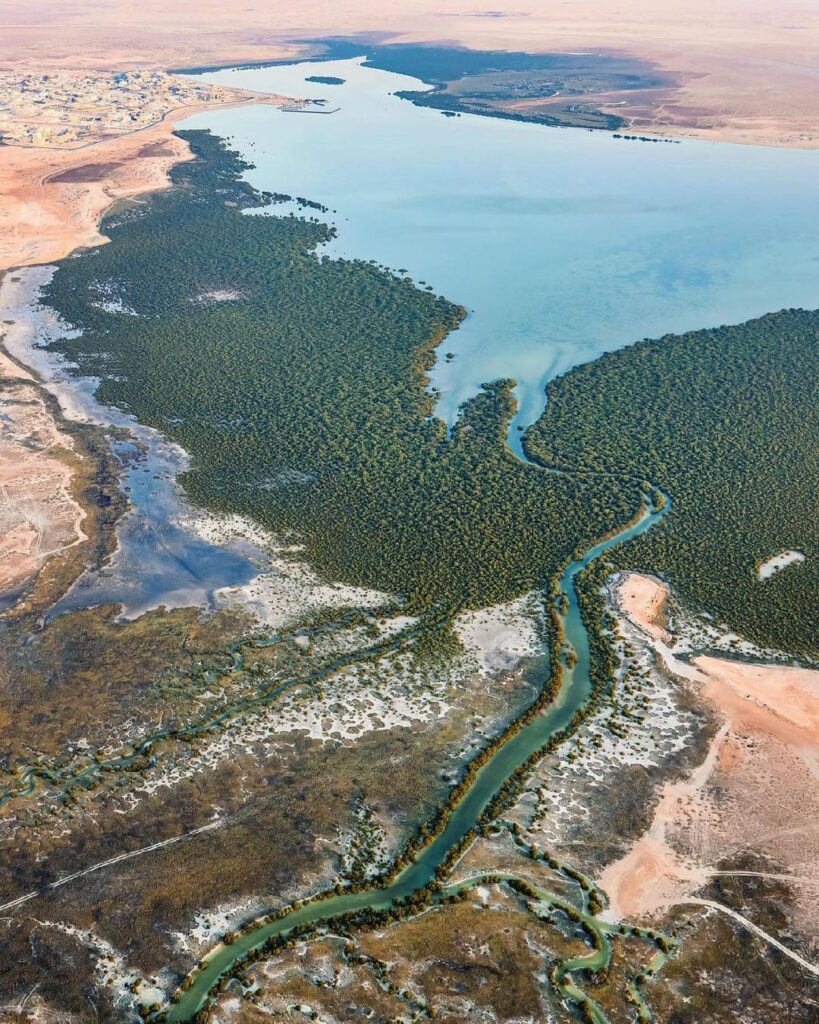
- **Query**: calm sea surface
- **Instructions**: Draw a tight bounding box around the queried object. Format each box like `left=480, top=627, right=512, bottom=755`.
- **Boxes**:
left=185, top=57, right=819, bottom=450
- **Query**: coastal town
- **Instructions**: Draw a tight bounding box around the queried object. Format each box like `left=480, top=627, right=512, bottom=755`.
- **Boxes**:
left=0, top=70, right=245, bottom=148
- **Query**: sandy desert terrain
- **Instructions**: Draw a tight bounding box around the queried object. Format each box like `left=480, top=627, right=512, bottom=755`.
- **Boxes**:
left=603, top=573, right=819, bottom=946
left=0, top=91, right=294, bottom=273
left=0, top=128, right=193, bottom=271
left=2, top=1, right=819, bottom=147
left=0, top=303, right=87, bottom=594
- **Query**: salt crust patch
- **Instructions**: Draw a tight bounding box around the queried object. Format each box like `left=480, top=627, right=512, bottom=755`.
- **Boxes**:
left=36, top=920, right=170, bottom=1019
left=180, top=896, right=265, bottom=950
left=97, top=579, right=543, bottom=816
left=188, top=509, right=393, bottom=630
left=114, top=648, right=454, bottom=814
left=533, top=626, right=696, bottom=845
left=93, top=591, right=546, bottom=822
left=527, top=571, right=798, bottom=848
left=336, top=801, right=391, bottom=881
left=758, top=548, right=805, bottom=580
left=659, top=614, right=791, bottom=671
left=455, top=592, right=543, bottom=673
left=90, top=280, right=140, bottom=316
left=195, top=288, right=245, bottom=302
left=516, top=575, right=703, bottom=846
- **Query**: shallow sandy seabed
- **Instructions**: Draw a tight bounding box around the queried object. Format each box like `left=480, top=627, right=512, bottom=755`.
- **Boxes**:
left=601, top=572, right=819, bottom=939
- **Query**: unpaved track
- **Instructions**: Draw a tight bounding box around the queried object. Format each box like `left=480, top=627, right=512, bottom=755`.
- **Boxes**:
left=681, top=898, right=819, bottom=979
left=0, top=819, right=224, bottom=914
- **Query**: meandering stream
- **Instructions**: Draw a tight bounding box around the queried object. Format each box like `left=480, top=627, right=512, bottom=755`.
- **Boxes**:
left=2, top=42, right=815, bottom=1024
left=159, top=491, right=670, bottom=1022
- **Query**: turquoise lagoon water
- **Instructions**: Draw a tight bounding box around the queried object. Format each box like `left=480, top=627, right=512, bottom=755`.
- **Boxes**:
left=185, top=57, right=819, bottom=448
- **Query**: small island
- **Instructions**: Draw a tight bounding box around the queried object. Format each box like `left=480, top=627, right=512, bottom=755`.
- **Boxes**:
left=305, top=74, right=345, bottom=86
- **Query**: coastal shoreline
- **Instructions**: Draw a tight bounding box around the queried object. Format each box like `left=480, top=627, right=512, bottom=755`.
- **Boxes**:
left=0, top=47, right=815, bottom=1019
left=0, top=269, right=129, bottom=614
left=0, top=85, right=297, bottom=606
left=4, top=2, right=819, bottom=149
left=0, top=92, right=295, bottom=273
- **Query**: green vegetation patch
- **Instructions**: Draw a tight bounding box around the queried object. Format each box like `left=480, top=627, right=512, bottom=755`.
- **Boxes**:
left=527, top=313, right=819, bottom=658
left=41, top=130, right=818, bottom=657
left=41, top=130, right=638, bottom=617
left=304, top=74, right=345, bottom=86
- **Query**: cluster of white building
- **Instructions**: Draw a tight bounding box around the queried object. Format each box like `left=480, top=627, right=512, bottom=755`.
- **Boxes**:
left=0, top=70, right=234, bottom=147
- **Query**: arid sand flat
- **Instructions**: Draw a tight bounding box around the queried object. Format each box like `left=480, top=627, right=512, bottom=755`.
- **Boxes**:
left=603, top=574, right=819, bottom=933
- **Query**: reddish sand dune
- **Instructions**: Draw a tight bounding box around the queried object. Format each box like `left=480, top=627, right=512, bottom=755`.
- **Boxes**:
left=0, top=127, right=192, bottom=271
left=615, top=572, right=671, bottom=643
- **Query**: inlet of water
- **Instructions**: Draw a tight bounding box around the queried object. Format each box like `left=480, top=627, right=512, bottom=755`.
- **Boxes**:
left=185, top=56, right=819, bottom=453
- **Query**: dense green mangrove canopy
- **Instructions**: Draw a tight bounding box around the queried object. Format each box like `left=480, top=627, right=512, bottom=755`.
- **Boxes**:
left=41, top=131, right=640, bottom=615
left=527, top=310, right=818, bottom=657
left=43, top=131, right=817, bottom=655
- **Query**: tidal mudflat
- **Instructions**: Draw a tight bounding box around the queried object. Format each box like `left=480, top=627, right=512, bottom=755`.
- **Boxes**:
left=2, top=267, right=259, bottom=618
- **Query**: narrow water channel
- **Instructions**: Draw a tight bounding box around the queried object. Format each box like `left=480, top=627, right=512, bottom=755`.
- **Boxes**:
left=162, top=491, right=670, bottom=1021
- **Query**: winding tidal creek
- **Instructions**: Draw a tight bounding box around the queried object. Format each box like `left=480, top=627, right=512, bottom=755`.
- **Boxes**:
left=162, top=493, right=670, bottom=1022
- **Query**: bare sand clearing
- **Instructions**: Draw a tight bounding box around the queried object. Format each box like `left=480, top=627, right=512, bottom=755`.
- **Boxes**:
left=602, top=573, right=819, bottom=939
left=615, top=572, right=670, bottom=644
left=0, top=349, right=34, bottom=382
left=0, top=95, right=292, bottom=273
left=455, top=593, right=542, bottom=674
left=2, top=1, right=819, bottom=148
left=0, top=277, right=83, bottom=599
left=758, top=548, right=806, bottom=579
left=599, top=724, right=728, bottom=920
left=0, top=307, right=87, bottom=594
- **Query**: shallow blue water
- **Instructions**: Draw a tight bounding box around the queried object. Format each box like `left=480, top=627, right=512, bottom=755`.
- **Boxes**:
left=47, top=437, right=259, bottom=621
left=185, top=57, right=819, bottom=451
